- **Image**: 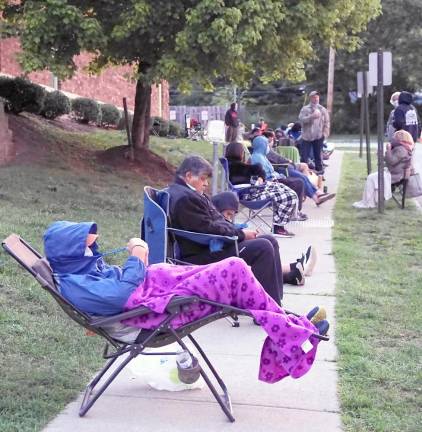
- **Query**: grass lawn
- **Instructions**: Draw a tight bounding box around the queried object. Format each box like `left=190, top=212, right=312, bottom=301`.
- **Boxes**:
left=334, top=153, right=422, bottom=431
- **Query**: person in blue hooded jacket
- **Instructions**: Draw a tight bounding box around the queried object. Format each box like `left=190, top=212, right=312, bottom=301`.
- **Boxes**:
left=43, top=221, right=149, bottom=316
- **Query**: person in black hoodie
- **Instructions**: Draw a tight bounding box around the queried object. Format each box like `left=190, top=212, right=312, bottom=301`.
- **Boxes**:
left=393, top=91, right=421, bottom=142
left=168, top=155, right=286, bottom=304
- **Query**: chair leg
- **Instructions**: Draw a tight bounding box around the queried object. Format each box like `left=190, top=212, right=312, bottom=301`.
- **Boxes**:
left=79, top=350, right=136, bottom=417
left=168, top=329, right=235, bottom=422
left=402, top=180, right=408, bottom=209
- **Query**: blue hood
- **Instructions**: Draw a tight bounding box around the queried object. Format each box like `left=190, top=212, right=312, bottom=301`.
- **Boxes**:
left=398, top=91, right=413, bottom=105
left=44, top=221, right=100, bottom=274
left=252, top=136, right=269, bottom=155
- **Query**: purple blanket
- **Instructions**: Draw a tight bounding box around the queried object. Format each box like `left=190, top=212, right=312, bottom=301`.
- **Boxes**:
left=123, top=257, right=320, bottom=383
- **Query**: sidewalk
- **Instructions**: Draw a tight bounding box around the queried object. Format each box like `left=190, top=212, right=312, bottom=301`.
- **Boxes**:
left=43, top=152, right=344, bottom=432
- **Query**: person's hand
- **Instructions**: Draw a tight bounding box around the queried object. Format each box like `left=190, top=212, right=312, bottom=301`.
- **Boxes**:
left=386, top=142, right=391, bottom=151
left=242, top=228, right=258, bottom=240
left=127, top=238, right=149, bottom=265
left=256, top=177, right=264, bottom=185
left=311, top=110, right=321, bottom=119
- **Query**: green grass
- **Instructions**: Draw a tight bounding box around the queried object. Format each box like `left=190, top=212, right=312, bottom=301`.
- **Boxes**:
left=334, top=154, right=422, bottom=432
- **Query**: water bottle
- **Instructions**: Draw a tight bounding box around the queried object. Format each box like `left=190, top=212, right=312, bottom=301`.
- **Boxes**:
left=176, top=350, right=200, bottom=384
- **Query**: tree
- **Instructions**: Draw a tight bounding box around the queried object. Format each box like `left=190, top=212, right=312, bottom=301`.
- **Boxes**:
left=1, top=0, right=381, bottom=151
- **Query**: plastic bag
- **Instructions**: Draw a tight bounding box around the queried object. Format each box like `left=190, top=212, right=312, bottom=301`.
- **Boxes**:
left=129, top=346, right=204, bottom=392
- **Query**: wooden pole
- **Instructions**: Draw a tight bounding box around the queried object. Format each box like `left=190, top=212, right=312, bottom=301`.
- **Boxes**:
left=327, top=47, right=336, bottom=116
left=123, top=97, right=134, bottom=161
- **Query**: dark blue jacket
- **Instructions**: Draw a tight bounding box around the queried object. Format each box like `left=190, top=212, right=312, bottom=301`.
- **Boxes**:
left=393, top=91, right=421, bottom=142
left=44, top=221, right=146, bottom=316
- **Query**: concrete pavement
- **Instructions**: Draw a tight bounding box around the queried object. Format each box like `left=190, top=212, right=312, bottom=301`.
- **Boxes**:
left=43, top=152, right=344, bottom=432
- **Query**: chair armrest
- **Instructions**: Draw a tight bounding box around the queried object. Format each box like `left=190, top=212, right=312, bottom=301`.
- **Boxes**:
left=168, top=228, right=238, bottom=246
left=91, top=296, right=201, bottom=326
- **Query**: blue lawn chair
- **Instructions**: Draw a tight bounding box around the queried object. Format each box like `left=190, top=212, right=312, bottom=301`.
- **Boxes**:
left=142, top=186, right=241, bottom=327
left=142, top=186, right=239, bottom=265
left=219, top=158, right=272, bottom=230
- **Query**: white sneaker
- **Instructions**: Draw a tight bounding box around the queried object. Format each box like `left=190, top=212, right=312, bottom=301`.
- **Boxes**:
left=303, top=245, right=317, bottom=276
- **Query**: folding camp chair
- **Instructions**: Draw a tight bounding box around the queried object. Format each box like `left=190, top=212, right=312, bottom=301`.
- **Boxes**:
left=142, top=185, right=240, bottom=327
left=219, top=157, right=272, bottom=230
left=2, top=234, right=252, bottom=421
left=276, top=146, right=301, bottom=164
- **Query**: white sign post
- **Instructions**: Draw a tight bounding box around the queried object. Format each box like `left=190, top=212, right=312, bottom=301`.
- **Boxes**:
left=206, top=120, right=226, bottom=195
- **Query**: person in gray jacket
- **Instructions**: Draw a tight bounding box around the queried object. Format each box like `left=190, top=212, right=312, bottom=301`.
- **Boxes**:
left=384, top=129, right=415, bottom=184
left=298, top=91, right=330, bottom=174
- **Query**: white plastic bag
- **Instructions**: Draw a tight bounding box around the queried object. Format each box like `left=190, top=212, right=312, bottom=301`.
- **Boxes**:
left=129, top=345, right=204, bottom=392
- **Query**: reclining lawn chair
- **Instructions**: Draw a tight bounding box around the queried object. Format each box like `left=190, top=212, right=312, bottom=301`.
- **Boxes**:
left=142, top=185, right=240, bottom=327
left=2, top=233, right=251, bottom=421
left=219, top=157, right=272, bottom=230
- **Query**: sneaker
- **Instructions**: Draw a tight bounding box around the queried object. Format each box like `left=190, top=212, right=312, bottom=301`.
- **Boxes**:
left=272, top=225, right=295, bottom=237
left=290, top=212, right=308, bottom=221
left=316, top=193, right=336, bottom=206
left=303, top=245, right=317, bottom=276
left=306, top=306, right=327, bottom=324
left=315, top=319, right=330, bottom=336
left=291, top=262, right=305, bottom=285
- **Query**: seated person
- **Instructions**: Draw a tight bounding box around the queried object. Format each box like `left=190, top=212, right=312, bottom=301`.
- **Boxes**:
left=211, top=191, right=317, bottom=283
left=263, top=130, right=335, bottom=206
left=353, top=130, right=414, bottom=208
left=43, top=220, right=329, bottom=383
left=225, top=142, right=301, bottom=234
left=168, top=156, right=289, bottom=303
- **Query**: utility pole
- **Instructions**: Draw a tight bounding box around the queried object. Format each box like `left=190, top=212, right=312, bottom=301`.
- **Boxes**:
left=327, top=47, right=336, bottom=116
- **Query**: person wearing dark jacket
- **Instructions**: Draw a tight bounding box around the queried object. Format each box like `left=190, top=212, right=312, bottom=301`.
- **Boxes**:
left=168, top=155, right=285, bottom=303
left=393, top=91, right=421, bottom=142
left=224, top=102, right=239, bottom=143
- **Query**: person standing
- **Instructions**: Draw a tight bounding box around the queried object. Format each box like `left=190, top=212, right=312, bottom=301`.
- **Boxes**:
left=224, top=102, right=239, bottom=143
left=298, top=91, right=330, bottom=174
left=393, top=91, right=421, bottom=143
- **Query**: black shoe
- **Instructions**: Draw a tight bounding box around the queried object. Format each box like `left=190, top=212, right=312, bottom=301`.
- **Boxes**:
left=315, top=320, right=330, bottom=335
left=272, top=225, right=295, bottom=237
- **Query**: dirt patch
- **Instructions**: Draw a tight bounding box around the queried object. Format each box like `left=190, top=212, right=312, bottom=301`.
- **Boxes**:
left=6, top=112, right=175, bottom=185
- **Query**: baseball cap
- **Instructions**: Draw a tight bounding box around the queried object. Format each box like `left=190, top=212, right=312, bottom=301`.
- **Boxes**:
left=309, top=90, right=320, bottom=97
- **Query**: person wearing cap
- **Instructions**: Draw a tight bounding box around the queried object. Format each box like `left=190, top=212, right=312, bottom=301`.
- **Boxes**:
left=386, top=91, right=400, bottom=141
left=298, top=91, right=330, bottom=174
left=392, top=91, right=421, bottom=142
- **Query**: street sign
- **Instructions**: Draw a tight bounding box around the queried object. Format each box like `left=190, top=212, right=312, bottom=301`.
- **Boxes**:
left=357, top=71, right=373, bottom=97
left=206, top=120, right=225, bottom=143
left=368, top=51, right=392, bottom=86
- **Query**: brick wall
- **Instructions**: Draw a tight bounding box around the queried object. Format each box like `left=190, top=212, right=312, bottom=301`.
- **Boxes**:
left=0, top=37, right=169, bottom=119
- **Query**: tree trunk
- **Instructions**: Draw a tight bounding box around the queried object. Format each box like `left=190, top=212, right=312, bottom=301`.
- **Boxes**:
left=132, top=77, right=152, bottom=150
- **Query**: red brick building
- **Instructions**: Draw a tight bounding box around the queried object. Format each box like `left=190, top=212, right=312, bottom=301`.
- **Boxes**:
left=0, top=37, right=169, bottom=119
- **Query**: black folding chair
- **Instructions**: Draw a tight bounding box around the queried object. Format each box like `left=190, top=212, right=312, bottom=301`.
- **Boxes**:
left=391, top=167, right=411, bottom=209
left=2, top=233, right=253, bottom=421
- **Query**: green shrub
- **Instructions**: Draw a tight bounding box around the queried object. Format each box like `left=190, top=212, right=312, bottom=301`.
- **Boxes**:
left=99, top=104, right=121, bottom=128
left=117, top=112, right=133, bottom=131
left=0, top=76, right=46, bottom=114
left=151, top=116, right=169, bottom=137
left=168, top=120, right=182, bottom=137
left=71, top=97, right=101, bottom=124
left=40, top=91, right=71, bottom=119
